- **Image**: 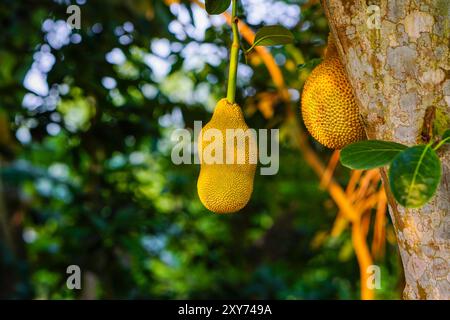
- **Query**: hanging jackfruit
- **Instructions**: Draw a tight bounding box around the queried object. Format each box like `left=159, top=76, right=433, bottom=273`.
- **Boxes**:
left=301, top=35, right=365, bottom=149
left=197, top=99, right=257, bottom=213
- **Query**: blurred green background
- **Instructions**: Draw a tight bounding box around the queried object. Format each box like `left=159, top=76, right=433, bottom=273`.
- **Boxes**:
left=0, top=0, right=402, bottom=299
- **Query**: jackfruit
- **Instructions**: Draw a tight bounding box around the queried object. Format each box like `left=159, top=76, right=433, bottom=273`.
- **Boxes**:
left=301, top=36, right=365, bottom=149
left=197, top=99, right=257, bottom=213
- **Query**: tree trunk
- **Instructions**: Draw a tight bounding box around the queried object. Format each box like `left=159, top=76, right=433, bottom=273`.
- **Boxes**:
left=321, top=0, right=449, bottom=299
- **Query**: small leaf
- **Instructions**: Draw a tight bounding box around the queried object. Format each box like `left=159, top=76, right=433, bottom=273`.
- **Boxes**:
left=298, top=58, right=323, bottom=70
left=340, top=140, right=408, bottom=170
left=389, top=145, right=441, bottom=208
left=253, top=25, right=294, bottom=47
left=205, top=0, right=231, bottom=15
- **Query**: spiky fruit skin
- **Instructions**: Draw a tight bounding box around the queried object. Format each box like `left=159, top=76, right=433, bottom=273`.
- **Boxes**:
left=301, top=42, right=365, bottom=149
left=197, top=99, right=257, bottom=213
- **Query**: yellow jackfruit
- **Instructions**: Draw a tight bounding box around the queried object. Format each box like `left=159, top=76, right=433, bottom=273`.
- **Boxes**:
left=197, top=99, right=257, bottom=213
left=301, top=36, right=365, bottom=149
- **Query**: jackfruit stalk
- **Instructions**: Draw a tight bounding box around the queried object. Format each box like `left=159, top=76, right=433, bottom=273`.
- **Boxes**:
left=197, top=99, right=257, bottom=213
left=301, top=35, right=365, bottom=149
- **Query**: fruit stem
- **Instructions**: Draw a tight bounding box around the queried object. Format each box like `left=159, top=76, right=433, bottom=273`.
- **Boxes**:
left=226, top=0, right=240, bottom=104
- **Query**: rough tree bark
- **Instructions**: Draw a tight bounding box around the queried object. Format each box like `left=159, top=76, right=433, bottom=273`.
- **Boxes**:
left=321, top=0, right=449, bottom=299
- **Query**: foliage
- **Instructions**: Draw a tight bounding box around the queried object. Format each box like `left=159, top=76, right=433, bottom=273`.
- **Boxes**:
left=246, top=25, right=294, bottom=53
left=389, top=145, right=441, bottom=208
left=0, top=0, right=402, bottom=299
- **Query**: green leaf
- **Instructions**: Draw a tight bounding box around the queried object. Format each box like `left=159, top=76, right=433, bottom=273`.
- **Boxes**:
left=389, top=145, right=441, bottom=208
left=298, top=58, right=322, bottom=70
left=433, top=128, right=450, bottom=150
left=253, top=25, right=294, bottom=47
left=205, top=0, right=231, bottom=15
left=340, top=140, right=408, bottom=170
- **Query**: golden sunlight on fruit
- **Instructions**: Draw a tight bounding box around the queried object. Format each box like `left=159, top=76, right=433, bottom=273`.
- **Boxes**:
left=301, top=36, right=365, bottom=149
left=197, top=99, right=257, bottom=213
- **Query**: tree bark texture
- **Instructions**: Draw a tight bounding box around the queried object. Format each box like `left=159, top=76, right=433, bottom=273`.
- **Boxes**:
left=322, top=0, right=449, bottom=299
